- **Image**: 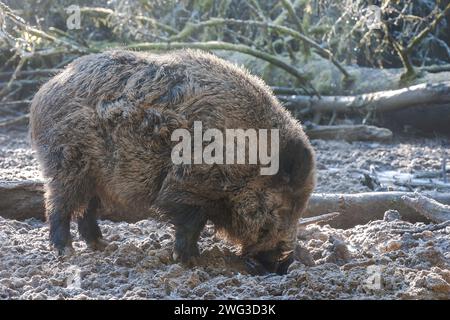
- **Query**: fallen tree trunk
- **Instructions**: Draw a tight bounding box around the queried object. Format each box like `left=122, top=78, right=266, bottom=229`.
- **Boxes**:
left=279, top=81, right=450, bottom=114
left=305, top=124, right=392, bottom=142
left=3, top=180, right=450, bottom=228
left=0, top=180, right=45, bottom=221
left=378, top=103, right=450, bottom=135
left=402, top=194, right=450, bottom=223
left=305, top=192, right=450, bottom=228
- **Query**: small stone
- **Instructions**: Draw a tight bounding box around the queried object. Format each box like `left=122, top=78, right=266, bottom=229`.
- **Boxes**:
left=383, top=210, right=401, bottom=222
left=383, top=239, right=402, bottom=252
left=31, top=292, right=47, bottom=300
left=331, top=238, right=351, bottom=263
left=421, top=230, right=433, bottom=238
left=294, top=245, right=315, bottom=267
left=104, top=242, right=119, bottom=254
left=186, top=272, right=201, bottom=288
left=312, top=232, right=329, bottom=242
left=11, top=278, right=26, bottom=289
left=29, top=275, right=41, bottom=287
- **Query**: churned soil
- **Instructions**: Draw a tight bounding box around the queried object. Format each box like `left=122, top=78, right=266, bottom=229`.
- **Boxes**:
left=0, top=127, right=449, bottom=299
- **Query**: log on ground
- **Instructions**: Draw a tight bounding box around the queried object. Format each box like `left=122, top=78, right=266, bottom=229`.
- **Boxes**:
left=0, top=180, right=45, bottom=220
left=3, top=180, right=450, bottom=228
left=305, top=192, right=450, bottom=228
left=402, top=194, right=450, bottom=223
left=305, top=124, right=393, bottom=142
left=279, top=81, right=450, bottom=114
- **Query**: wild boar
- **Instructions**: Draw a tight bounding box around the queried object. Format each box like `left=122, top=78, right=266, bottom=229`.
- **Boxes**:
left=30, top=49, right=316, bottom=274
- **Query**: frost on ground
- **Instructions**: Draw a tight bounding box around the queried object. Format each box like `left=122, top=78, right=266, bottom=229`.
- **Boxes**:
left=0, top=129, right=449, bottom=299
left=0, top=216, right=449, bottom=300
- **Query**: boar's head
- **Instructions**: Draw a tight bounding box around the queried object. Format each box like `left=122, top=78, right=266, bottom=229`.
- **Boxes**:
left=229, top=138, right=316, bottom=275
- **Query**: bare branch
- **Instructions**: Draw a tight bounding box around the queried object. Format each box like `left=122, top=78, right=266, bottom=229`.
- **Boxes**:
left=299, top=212, right=341, bottom=226
left=125, top=40, right=317, bottom=95
left=169, top=18, right=350, bottom=79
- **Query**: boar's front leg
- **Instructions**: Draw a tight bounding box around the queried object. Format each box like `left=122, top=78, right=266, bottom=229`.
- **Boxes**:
left=173, top=206, right=207, bottom=265
left=158, top=201, right=207, bottom=265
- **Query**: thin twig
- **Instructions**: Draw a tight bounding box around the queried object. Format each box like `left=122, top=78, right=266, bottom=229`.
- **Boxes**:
left=0, top=114, right=30, bottom=128
left=299, top=212, right=340, bottom=226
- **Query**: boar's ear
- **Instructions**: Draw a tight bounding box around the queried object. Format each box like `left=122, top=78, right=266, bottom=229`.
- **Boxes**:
left=277, top=139, right=315, bottom=189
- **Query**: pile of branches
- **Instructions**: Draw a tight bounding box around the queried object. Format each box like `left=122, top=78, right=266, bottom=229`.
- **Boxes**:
left=1, top=0, right=450, bottom=134
left=321, top=0, right=450, bottom=76
left=0, top=0, right=351, bottom=98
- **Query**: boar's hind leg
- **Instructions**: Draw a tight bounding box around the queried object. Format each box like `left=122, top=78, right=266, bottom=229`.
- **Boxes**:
left=40, top=143, right=94, bottom=256
left=46, top=179, right=84, bottom=256
left=165, top=203, right=207, bottom=265
left=47, top=193, right=73, bottom=256
left=77, top=196, right=107, bottom=250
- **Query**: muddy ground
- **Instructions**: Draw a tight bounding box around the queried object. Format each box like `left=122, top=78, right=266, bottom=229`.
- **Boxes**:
left=0, top=127, right=449, bottom=299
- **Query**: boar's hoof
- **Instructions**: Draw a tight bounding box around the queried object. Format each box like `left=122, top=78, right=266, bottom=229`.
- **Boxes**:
left=244, top=258, right=270, bottom=276
left=53, top=244, right=74, bottom=258
left=87, top=238, right=109, bottom=251
left=172, top=246, right=200, bottom=267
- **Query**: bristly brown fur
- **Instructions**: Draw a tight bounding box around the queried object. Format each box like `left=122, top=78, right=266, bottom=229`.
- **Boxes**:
left=30, top=49, right=316, bottom=271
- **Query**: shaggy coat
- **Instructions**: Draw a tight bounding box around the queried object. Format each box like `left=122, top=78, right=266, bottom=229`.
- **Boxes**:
left=30, top=49, right=316, bottom=274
